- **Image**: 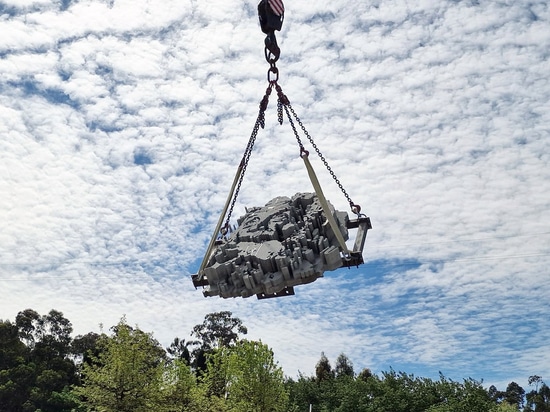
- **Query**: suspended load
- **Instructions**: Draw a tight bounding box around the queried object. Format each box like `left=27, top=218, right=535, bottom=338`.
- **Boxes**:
left=194, top=193, right=360, bottom=299
left=191, top=0, right=372, bottom=298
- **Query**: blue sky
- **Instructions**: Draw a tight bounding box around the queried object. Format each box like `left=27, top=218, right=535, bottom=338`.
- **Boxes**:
left=1, top=0, right=549, bottom=391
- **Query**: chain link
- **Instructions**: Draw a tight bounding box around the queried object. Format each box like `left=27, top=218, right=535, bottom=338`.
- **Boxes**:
left=285, top=102, right=357, bottom=210
left=282, top=103, right=303, bottom=151
left=223, top=84, right=274, bottom=233
left=277, top=100, right=283, bottom=125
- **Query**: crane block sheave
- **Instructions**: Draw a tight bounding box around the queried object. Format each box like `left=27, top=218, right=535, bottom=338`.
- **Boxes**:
left=191, top=0, right=372, bottom=299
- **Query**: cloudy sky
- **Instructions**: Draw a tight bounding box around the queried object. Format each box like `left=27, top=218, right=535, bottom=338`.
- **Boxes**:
left=1, top=0, right=549, bottom=391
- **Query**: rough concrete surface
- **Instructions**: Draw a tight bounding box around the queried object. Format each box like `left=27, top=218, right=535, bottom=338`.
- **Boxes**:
left=199, top=192, right=350, bottom=299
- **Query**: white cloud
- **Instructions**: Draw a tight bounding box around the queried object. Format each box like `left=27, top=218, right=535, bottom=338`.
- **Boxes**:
left=0, top=0, right=549, bottom=389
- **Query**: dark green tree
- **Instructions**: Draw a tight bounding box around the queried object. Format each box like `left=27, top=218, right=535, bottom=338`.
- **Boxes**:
left=71, top=332, right=102, bottom=366
left=334, top=353, right=354, bottom=378
left=27, top=310, right=77, bottom=411
left=504, top=381, right=525, bottom=410
left=2, top=309, right=79, bottom=412
left=0, top=319, right=31, bottom=411
left=14, top=309, right=41, bottom=348
left=167, top=337, right=191, bottom=364
left=425, top=375, right=495, bottom=412
left=537, top=384, right=550, bottom=411
left=369, top=370, right=439, bottom=412
left=357, top=367, right=373, bottom=381
left=286, top=374, right=320, bottom=411
left=525, top=376, right=550, bottom=412
left=332, top=374, right=373, bottom=412
left=315, top=352, right=334, bottom=383
left=190, top=311, right=247, bottom=372
left=191, top=311, right=247, bottom=350
left=489, top=384, right=505, bottom=403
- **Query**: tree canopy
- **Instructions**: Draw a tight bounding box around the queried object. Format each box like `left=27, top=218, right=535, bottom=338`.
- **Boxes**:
left=0, top=308, right=542, bottom=412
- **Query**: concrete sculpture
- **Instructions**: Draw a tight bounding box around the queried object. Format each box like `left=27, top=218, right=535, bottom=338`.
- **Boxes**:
left=192, top=192, right=353, bottom=299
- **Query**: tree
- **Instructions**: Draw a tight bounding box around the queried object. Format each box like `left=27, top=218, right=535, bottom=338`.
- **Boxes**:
left=504, top=381, right=525, bottom=410
left=489, top=384, right=505, bottom=403
left=162, top=359, right=212, bottom=412
left=315, top=352, right=334, bottom=382
left=537, top=384, right=550, bottom=411
left=2, top=309, right=79, bottom=412
left=206, top=340, right=288, bottom=412
left=74, top=318, right=167, bottom=412
left=191, top=311, right=247, bottom=350
left=526, top=376, right=550, bottom=412
left=425, top=375, right=496, bottom=412
left=334, top=353, right=354, bottom=378
left=190, top=311, right=247, bottom=372
left=491, top=402, right=519, bottom=412
left=38, top=309, right=73, bottom=355
left=370, top=370, right=438, bottom=412
left=15, top=309, right=41, bottom=348
left=26, top=310, right=77, bottom=412
left=530, top=376, right=543, bottom=392
left=71, top=332, right=102, bottom=366
left=286, top=374, right=320, bottom=412
left=0, top=319, right=31, bottom=412
left=167, top=337, right=191, bottom=364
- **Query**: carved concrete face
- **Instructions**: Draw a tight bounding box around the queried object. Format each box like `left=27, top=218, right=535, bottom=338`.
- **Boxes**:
left=200, top=192, right=349, bottom=299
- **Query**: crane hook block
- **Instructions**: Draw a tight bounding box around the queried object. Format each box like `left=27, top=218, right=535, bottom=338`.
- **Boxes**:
left=258, top=0, right=284, bottom=34
left=191, top=193, right=371, bottom=299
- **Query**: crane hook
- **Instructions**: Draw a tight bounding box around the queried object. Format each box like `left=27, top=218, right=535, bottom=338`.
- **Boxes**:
left=258, top=0, right=284, bottom=62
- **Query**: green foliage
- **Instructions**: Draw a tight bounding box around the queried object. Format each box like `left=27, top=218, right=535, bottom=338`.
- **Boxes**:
left=71, top=332, right=101, bottom=366
left=368, top=370, right=440, bottom=412
left=424, top=375, right=495, bottom=412
left=2, top=309, right=542, bottom=412
left=200, top=346, right=229, bottom=399
left=491, top=402, right=521, bottom=412
left=190, top=311, right=247, bottom=373
left=74, top=317, right=167, bottom=412
left=525, top=376, right=550, bottom=412
left=504, top=381, right=526, bottom=409
left=226, top=340, right=288, bottom=412
left=201, top=340, right=288, bottom=412
left=288, top=355, right=497, bottom=412
left=334, top=353, right=354, bottom=378
left=167, top=337, right=191, bottom=364
left=161, top=359, right=214, bottom=412
left=1, top=310, right=77, bottom=412
left=288, top=355, right=378, bottom=412
left=191, top=311, right=247, bottom=351
left=0, top=320, right=29, bottom=411
left=315, top=352, right=334, bottom=382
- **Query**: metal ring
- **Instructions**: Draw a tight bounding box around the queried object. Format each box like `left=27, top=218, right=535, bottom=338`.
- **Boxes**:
left=268, top=66, right=279, bottom=83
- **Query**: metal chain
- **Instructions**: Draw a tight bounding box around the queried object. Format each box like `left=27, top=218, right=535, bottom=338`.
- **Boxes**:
left=282, top=102, right=303, bottom=150
left=222, top=84, right=274, bottom=234
left=284, top=101, right=358, bottom=212
left=220, top=46, right=278, bottom=235
left=222, top=45, right=360, bottom=235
